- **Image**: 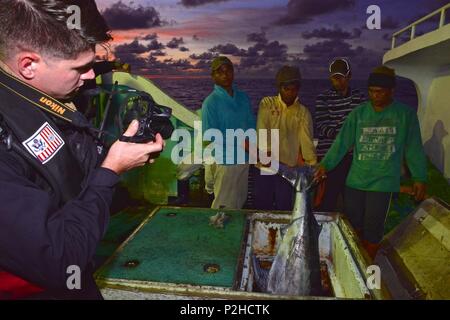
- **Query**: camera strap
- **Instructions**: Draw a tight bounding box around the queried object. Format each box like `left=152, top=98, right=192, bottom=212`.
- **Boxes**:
left=0, top=68, right=86, bottom=204
left=0, top=68, right=91, bottom=127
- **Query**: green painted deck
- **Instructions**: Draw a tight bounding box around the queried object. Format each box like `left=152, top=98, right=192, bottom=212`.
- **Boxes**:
left=97, top=207, right=248, bottom=288
left=95, top=206, right=154, bottom=263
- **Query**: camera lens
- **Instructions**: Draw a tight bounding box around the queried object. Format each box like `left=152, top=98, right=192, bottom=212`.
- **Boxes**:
left=152, top=118, right=174, bottom=139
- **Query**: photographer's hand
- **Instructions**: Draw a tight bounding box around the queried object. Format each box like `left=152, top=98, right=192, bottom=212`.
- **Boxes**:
left=101, top=120, right=164, bottom=175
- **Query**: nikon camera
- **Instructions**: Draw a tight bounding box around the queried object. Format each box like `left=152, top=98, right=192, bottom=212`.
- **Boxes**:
left=119, top=91, right=174, bottom=143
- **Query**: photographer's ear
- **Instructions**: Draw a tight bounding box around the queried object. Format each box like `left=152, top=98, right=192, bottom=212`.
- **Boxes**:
left=16, top=52, right=41, bottom=80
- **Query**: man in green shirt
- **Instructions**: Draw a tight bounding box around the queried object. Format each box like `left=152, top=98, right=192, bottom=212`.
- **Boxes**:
left=314, top=66, right=427, bottom=258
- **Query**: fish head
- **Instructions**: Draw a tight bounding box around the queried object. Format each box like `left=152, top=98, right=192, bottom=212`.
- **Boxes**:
left=294, top=166, right=315, bottom=192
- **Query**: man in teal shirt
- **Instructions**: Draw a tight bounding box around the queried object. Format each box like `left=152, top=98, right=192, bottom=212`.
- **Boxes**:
left=314, top=66, right=427, bottom=258
left=202, top=56, right=256, bottom=209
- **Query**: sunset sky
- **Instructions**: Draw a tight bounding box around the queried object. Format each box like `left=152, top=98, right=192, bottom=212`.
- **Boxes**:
left=95, top=0, right=448, bottom=78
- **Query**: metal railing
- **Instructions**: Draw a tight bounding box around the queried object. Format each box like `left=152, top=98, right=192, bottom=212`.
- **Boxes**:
left=391, top=3, right=450, bottom=49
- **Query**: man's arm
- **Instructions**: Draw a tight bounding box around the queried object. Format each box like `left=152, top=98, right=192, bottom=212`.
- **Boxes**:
left=256, top=98, right=270, bottom=152
left=404, top=112, right=427, bottom=201
left=101, top=121, right=164, bottom=174
left=315, top=94, right=332, bottom=138
left=201, top=100, right=219, bottom=134
left=0, top=121, right=163, bottom=289
left=299, top=108, right=317, bottom=166
left=200, top=100, right=217, bottom=150
left=0, top=158, right=117, bottom=290
left=315, top=109, right=357, bottom=180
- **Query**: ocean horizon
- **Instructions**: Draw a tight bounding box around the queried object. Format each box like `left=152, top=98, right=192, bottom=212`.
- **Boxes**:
left=151, top=76, right=418, bottom=114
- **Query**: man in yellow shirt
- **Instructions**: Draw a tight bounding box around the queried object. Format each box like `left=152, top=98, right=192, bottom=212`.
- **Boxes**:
left=254, top=66, right=317, bottom=210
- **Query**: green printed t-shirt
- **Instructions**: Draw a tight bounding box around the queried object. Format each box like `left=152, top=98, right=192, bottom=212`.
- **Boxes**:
left=321, top=101, right=427, bottom=192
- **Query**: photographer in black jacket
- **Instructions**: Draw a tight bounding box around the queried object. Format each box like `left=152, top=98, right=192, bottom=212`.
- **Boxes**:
left=0, top=0, right=164, bottom=299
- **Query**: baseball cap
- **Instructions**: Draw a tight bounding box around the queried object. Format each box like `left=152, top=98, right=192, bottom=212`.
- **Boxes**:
left=368, top=65, right=396, bottom=88
left=211, top=56, right=233, bottom=73
left=276, top=66, right=301, bottom=87
left=329, top=58, right=350, bottom=77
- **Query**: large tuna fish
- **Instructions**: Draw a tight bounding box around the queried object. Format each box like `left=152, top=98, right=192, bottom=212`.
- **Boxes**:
left=266, top=165, right=322, bottom=296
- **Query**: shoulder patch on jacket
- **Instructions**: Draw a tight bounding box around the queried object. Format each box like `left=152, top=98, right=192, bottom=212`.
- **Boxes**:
left=22, top=122, right=65, bottom=164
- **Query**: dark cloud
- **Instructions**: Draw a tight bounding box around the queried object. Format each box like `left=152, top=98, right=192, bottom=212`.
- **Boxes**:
left=120, top=56, right=198, bottom=75
left=247, top=32, right=268, bottom=44
left=248, top=41, right=287, bottom=59
left=208, top=39, right=288, bottom=60
left=102, top=1, right=166, bottom=30
left=167, top=37, right=185, bottom=49
left=172, top=59, right=195, bottom=69
left=237, top=55, right=289, bottom=76
left=114, top=33, right=289, bottom=76
left=180, top=0, right=230, bottom=7
left=381, top=16, right=400, bottom=30
left=190, top=52, right=218, bottom=60
left=147, top=39, right=165, bottom=51
left=300, top=39, right=380, bottom=78
left=205, top=32, right=289, bottom=74
left=244, top=32, right=269, bottom=56
left=114, top=43, right=149, bottom=70
left=142, top=56, right=168, bottom=74
left=115, top=35, right=381, bottom=79
left=353, top=28, right=363, bottom=38
left=161, top=58, right=194, bottom=70
left=179, top=46, right=190, bottom=52
left=142, top=33, right=158, bottom=41
left=261, top=41, right=288, bottom=58
left=238, top=56, right=267, bottom=69
left=204, top=38, right=288, bottom=75
left=119, top=55, right=149, bottom=70
left=209, top=43, right=246, bottom=56
left=150, top=50, right=167, bottom=57
left=193, top=59, right=212, bottom=71
left=113, top=40, right=152, bottom=73
left=302, top=26, right=362, bottom=40
left=303, top=40, right=354, bottom=59
left=276, top=0, right=356, bottom=25
left=246, top=43, right=265, bottom=57
left=115, top=39, right=149, bottom=55
left=113, top=40, right=170, bottom=73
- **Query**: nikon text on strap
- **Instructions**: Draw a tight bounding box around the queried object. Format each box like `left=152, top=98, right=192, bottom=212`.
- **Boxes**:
left=0, top=68, right=90, bottom=127
left=0, top=68, right=85, bottom=204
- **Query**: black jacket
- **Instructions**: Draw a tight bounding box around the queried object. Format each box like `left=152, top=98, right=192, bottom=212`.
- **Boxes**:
left=0, top=101, right=118, bottom=299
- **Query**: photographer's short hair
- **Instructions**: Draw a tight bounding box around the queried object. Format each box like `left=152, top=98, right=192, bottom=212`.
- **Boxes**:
left=0, top=0, right=112, bottom=60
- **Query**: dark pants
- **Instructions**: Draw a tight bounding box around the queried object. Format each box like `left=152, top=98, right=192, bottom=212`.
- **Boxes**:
left=344, top=186, right=392, bottom=244
left=317, top=153, right=352, bottom=212
left=253, top=172, right=294, bottom=211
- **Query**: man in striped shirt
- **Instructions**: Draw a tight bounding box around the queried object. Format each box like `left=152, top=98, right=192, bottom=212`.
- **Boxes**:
left=315, top=58, right=365, bottom=211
